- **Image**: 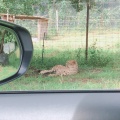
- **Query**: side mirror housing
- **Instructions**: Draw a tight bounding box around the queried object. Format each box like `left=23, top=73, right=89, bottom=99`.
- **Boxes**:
left=0, top=20, right=33, bottom=85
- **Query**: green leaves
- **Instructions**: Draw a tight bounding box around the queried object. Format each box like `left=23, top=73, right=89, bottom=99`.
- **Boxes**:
left=0, top=0, right=36, bottom=15
left=0, top=0, right=97, bottom=15
left=70, top=0, right=96, bottom=12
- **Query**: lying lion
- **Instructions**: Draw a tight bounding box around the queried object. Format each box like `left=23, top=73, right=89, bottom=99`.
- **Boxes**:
left=40, top=60, right=78, bottom=76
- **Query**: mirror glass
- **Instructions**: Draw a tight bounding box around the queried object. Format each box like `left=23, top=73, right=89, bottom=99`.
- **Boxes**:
left=0, top=25, right=21, bottom=81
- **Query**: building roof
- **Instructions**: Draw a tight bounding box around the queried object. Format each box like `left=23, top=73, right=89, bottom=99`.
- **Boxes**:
left=0, top=14, right=48, bottom=21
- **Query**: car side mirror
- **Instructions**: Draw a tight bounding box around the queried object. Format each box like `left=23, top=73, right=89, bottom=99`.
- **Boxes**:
left=0, top=20, right=33, bottom=85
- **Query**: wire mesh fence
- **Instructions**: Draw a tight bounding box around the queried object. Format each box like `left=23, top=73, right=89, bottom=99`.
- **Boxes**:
left=15, top=19, right=38, bottom=38
left=11, top=0, right=120, bottom=67
left=13, top=1, right=120, bottom=44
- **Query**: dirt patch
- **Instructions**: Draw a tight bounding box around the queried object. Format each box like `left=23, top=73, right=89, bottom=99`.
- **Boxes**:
left=24, top=67, right=103, bottom=85
left=24, top=67, right=41, bottom=78
left=81, top=78, right=102, bottom=84
left=80, top=68, right=103, bottom=74
left=62, top=77, right=103, bottom=84
left=90, top=68, right=102, bottom=74
left=64, top=78, right=78, bottom=83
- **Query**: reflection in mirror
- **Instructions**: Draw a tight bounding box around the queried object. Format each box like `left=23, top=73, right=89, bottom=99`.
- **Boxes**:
left=0, top=25, right=21, bottom=81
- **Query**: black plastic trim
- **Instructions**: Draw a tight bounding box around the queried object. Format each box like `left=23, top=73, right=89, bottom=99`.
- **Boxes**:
left=0, top=20, right=33, bottom=85
left=0, top=90, right=120, bottom=94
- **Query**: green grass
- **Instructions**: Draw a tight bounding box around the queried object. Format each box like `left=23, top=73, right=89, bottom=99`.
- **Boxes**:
left=0, top=66, right=18, bottom=80
left=1, top=33, right=120, bottom=91
left=0, top=67, right=120, bottom=90
left=1, top=47, right=120, bottom=91
left=0, top=51, right=20, bottom=80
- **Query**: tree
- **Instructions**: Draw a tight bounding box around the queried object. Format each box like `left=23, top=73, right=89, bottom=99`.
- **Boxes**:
left=0, top=0, right=41, bottom=15
left=70, top=0, right=96, bottom=12
left=0, top=30, right=6, bottom=54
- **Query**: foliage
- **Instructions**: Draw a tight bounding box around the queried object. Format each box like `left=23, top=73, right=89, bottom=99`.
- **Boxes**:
left=70, top=0, right=96, bottom=12
left=0, top=27, right=17, bottom=56
left=88, top=48, right=111, bottom=67
left=0, top=0, right=40, bottom=15
left=88, top=40, right=111, bottom=67
left=30, top=46, right=114, bottom=71
left=0, top=0, right=96, bottom=15
left=4, top=31, right=16, bottom=43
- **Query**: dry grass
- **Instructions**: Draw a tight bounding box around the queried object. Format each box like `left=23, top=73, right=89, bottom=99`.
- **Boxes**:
left=33, top=31, right=120, bottom=51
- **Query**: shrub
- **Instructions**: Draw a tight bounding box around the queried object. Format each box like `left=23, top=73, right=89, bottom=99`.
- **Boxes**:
left=88, top=48, right=111, bottom=67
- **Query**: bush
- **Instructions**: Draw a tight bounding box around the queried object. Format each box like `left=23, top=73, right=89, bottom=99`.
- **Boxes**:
left=30, top=47, right=114, bottom=70
left=88, top=48, right=111, bottom=67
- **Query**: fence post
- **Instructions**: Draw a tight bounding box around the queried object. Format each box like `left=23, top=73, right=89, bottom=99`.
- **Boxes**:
left=38, top=19, right=41, bottom=41
left=7, top=9, right=9, bottom=21
left=41, top=32, right=46, bottom=63
left=85, top=2, right=90, bottom=61
left=56, top=8, right=59, bottom=35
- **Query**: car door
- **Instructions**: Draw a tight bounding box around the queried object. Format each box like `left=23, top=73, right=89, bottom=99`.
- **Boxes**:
left=0, top=0, right=120, bottom=120
left=0, top=91, right=120, bottom=120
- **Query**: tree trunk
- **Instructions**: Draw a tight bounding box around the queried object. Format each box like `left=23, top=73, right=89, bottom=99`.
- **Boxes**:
left=0, top=30, right=6, bottom=54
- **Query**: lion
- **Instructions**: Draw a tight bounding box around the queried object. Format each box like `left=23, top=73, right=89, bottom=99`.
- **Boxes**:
left=40, top=60, right=78, bottom=76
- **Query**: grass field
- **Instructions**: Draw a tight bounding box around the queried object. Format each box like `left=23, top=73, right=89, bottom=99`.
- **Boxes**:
left=0, top=51, right=20, bottom=80
left=0, top=31, right=120, bottom=91
left=1, top=66, right=120, bottom=90
left=0, top=66, right=18, bottom=80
